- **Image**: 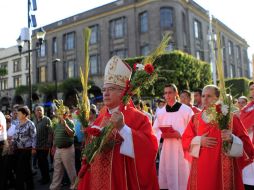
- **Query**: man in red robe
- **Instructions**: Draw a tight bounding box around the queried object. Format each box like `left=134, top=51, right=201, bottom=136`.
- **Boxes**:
left=182, top=85, right=254, bottom=190
left=240, top=81, right=254, bottom=142
left=77, top=56, right=159, bottom=190
left=240, top=81, right=254, bottom=189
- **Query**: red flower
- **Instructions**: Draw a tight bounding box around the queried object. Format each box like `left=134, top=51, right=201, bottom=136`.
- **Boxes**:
left=216, top=104, right=222, bottom=114
left=133, top=63, right=138, bottom=71
left=75, top=109, right=80, bottom=115
left=144, top=64, right=154, bottom=74
left=85, top=127, right=101, bottom=137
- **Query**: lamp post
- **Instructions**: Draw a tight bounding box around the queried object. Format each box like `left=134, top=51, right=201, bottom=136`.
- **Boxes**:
left=16, top=27, right=46, bottom=112
left=16, top=0, right=44, bottom=112
left=53, top=59, right=60, bottom=99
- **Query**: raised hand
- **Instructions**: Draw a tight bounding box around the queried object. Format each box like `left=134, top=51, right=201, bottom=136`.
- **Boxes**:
left=110, top=111, right=125, bottom=130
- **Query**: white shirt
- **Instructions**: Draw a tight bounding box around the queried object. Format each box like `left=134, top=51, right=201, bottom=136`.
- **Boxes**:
left=0, top=111, right=7, bottom=141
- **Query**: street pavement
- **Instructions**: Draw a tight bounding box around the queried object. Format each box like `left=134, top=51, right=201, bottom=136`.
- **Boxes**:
left=9, top=167, right=70, bottom=190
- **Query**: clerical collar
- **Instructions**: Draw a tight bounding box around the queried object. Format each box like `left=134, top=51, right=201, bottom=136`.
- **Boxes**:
left=166, top=102, right=182, bottom=112
left=108, top=106, right=119, bottom=114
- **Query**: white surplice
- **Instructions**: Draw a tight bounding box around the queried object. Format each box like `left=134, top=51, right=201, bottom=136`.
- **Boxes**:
left=153, top=103, right=193, bottom=190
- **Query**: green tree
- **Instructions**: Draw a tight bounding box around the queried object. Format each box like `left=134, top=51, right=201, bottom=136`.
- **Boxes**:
left=0, top=68, right=7, bottom=76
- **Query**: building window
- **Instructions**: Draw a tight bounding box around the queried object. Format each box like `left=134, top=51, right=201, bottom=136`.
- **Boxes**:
left=64, top=32, right=75, bottom=50
left=228, top=41, right=233, bottom=55
left=160, top=7, right=174, bottom=29
left=230, top=64, right=235, bottom=78
left=25, top=56, right=29, bottom=70
left=111, top=49, right=128, bottom=58
left=140, top=45, right=150, bottom=56
left=0, top=78, right=8, bottom=90
left=38, top=42, right=46, bottom=57
left=13, top=75, right=22, bottom=88
left=110, top=17, right=126, bottom=39
left=236, top=45, right=241, bottom=61
left=52, top=37, right=57, bottom=55
left=66, top=60, right=75, bottom=78
left=194, top=19, right=202, bottom=39
left=90, top=25, right=99, bottom=44
left=0, top=62, right=8, bottom=70
left=196, top=50, right=204, bottom=60
left=90, top=55, right=99, bottom=75
left=139, top=11, right=148, bottom=33
left=238, top=67, right=242, bottom=77
left=182, top=12, right=187, bottom=48
left=13, top=58, right=21, bottom=72
left=166, top=42, right=175, bottom=52
left=39, top=66, right=46, bottom=82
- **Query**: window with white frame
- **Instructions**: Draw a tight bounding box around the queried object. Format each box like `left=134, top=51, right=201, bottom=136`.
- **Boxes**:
left=140, top=45, right=150, bottom=56
left=39, top=43, right=46, bottom=57
left=39, top=66, right=46, bottom=82
left=110, top=17, right=126, bottom=39
left=140, top=11, right=148, bottom=33
left=64, top=32, right=75, bottom=50
left=90, top=55, right=99, bottom=75
left=0, top=62, right=7, bottom=70
left=228, top=41, right=233, bottom=55
left=0, top=78, right=8, bottom=90
left=66, top=60, right=75, bottom=78
left=194, top=19, right=202, bottom=39
left=111, top=49, right=127, bottom=58
left=13, top=75, right=22, bottom=88
left=52, top=37, right=57, bottom=55
left=90, top=25, right=99, bottom=44
left=230, top=64, right=235, bottom=78
left=160, top=7, right=174, bottom=29
left=13, top=58, right=21, bottom=72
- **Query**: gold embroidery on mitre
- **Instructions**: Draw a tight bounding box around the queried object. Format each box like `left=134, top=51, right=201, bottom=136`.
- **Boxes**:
left=104, top=56, right=132, bottom=87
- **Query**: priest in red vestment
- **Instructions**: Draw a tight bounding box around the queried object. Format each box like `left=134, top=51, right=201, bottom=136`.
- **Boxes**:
left=182, top=85, right=254, bottom=190
left=240, top=81, right=254, bottom=189
left=240, top=81, right=254, bottom=142
left=77, top=56, right=159, bottom=190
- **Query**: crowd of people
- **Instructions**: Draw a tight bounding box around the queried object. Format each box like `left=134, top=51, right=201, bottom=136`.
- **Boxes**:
left=0, top=55, right=254, bottom=190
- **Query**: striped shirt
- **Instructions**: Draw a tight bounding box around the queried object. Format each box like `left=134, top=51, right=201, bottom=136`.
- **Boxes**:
left=54, top=119, right=75, bottom=148
left=34, top=116, right=53, bottom=149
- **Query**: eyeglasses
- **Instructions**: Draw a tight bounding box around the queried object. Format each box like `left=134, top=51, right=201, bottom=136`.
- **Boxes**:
left=101, top=87, right=123, bottom=93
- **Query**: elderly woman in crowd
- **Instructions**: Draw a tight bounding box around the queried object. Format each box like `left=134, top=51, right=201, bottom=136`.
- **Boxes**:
left=12, top=106, right=37, bottom=190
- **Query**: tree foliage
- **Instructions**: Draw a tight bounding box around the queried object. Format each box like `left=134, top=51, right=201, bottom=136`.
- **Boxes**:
left=0, top=68, right=8, bottom=76
left=225, top=77, right=251, bottom=98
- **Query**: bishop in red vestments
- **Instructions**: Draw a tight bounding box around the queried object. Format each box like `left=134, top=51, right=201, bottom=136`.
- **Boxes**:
left=77, top=56, right=159, bottom=190
left=182, top=85, right=254, bottom=190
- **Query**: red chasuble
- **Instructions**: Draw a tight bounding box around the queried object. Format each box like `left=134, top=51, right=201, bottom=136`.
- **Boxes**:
left=77, top=103, right=159, bottom=190
left=182, top=112, right=254, bottom=190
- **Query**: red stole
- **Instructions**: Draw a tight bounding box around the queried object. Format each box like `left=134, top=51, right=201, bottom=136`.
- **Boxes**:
left=78, top=103, right=159, bottom=190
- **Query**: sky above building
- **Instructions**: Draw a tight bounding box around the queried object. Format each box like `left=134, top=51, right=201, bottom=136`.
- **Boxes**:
left=0, top=0, right=253, bottom=60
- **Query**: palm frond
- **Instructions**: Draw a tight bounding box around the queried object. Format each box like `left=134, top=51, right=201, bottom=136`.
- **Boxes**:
left=80, top=28, right=91, bottom=121
left=143, top=33, right=171, bottom=65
